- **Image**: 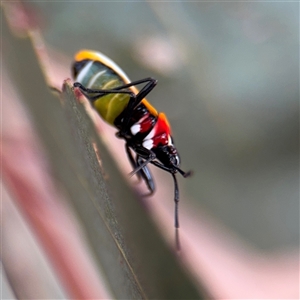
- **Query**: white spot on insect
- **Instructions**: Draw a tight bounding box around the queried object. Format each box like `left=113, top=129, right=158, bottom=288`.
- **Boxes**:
left=143, top=139, right=153, bottom=150
left=130, top=124, right=141, bottom=135
left=130, top=115, right=149, bottom=135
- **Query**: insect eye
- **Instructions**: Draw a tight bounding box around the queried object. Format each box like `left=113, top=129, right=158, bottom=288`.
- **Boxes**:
left=171, top=153, right=180, bottom=166
left=166, top=146, right=180, bottom=166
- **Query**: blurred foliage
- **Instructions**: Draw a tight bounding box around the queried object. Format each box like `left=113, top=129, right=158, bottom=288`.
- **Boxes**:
left=12, top=1, right=300, bottom=250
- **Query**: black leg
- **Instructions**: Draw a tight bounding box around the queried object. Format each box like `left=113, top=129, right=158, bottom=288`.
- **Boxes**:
left=125, top=144, right=142, bottom=181
left=116, top=78, right=157, bottom=131
left=126, top=145, right=180, bottom=227
left=125, top=144, right=155, bottom=194
left=133, top=78, right=157, bottom=105
left=125, top=144, right=137, bottom=167
left=74, top=79, right=157, bottom=133
left=124, top=144, right=184, bottom=250
left=73, top=78, right=156, bottom=107
left=128, top=146, right=156, bottom=177
left=73, top=82, right=136, bottom=102
left=106, top=77, right=157, bottom=95
left=136, top=156, right=155, bottom=194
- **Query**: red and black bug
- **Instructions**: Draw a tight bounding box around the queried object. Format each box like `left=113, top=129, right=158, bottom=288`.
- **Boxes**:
left=72, top=50, right=191, bottom=248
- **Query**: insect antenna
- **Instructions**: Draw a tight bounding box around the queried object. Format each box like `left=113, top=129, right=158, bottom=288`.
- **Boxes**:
left=175, top=166, right=193, bottom=178
left=172, top=168, right=192, bottom=251
left=171, top=173, right=181, bottom=251
left=175, top=228, right=181, bottom=252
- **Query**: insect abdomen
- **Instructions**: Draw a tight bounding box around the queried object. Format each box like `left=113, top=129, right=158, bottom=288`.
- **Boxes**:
left=73, top=59, right=130, bottom=125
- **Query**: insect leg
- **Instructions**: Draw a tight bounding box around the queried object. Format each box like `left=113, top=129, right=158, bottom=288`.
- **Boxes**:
left=74, top=78, right=156, bottom=104
left=125, top=144, right=155, bottom=194
left=117, top=78, right=157, bottom=132
left=128, top=145, right=156, bottom=177
left=122, top=78, right=157, bottom=111
left=110, top=77, right=157, bottom=99
left=132, top=78, right=158, bottom=104
left=73, top=82, right=135, bottom=102
left=74, top=80, right=157, bottom=133
left=125, top=144, right=142, bottom=181
left=136, top=155, right=155, bottom=195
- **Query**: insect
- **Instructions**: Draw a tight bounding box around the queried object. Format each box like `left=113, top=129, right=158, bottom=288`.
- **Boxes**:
left=72, top=50, right=191, bottom=248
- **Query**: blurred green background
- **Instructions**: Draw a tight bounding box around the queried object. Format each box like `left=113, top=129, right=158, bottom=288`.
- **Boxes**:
left=31, top=1, right=298, bottom=250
